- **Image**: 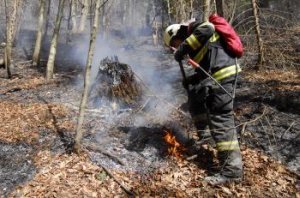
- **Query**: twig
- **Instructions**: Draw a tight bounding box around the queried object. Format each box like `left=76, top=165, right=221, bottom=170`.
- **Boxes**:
left=63, top=103, right=111, bottom=115
left=264, top=115, right=277, bottom=146
left=135, top=98, right=150, bottom=113
left=84, top=143, right=125, bottom=166
left=241, top=106, right=267, bottom=135
left=280, top=121, right=295, bottom=140
left=259, top=119, right=272, bottom=147
left=186, top=154, right=198, bottom=161
left=100, top=163, right=135, bottom=196
left=84, top=149, right=135, bottom=196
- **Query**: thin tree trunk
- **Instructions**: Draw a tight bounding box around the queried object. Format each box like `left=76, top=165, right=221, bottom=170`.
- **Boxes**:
left=178, top=0, right=186, bottom=23
left=125, top=0, right=132, bottom=28
left=229, top=0, right=238, bottom=24
left=67, top=0, right=72, bottom=43
left=33, top=0, right=46, bottom=67
left=71, top=0, right=77, bottom=33
left=12, top=0, right=23, bottom=44
left=203, top=0, right=210, bottom=21
left=121, top=1, right=126, bottom=24
left=4, top=0, right=19, bottom=79
left=215, top=0, right=224, bottom=17
left=161, top=0, right=164, bottom=35
left=44, top=0, right=51, bottom=38
left=189, top=0, right=194, bottom=19
left=46, top=0, right=65, bottom=80
left=74, top=0, right=101, bottom=152
left=89, top=0, right=93, bottom=33
left=78, top=0, right=88, bottom=32
left=167, top=0, right=171, bottom=24
left=251, top=0, right=264, bottom=67
left=145, top=1, right=152, bottom=28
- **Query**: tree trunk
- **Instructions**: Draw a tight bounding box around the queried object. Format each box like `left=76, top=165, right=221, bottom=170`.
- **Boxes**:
left=33, top=0, right=46, bottom=67
left=74, top=0, right=101, bottom=153
left=67, top=0, right=76, bottom=42
left=78, top=0, right=89, bottom=32
left=178, top=0, right=187, bottom=23
left=251, top=0, right=264, bottom=68
left=124, top=0, right=134, bottom=28
left=120, top=0, right=126, bottom=24
left=203, top=0, right=210, bottom=21
left=71, top=0, right=77, bottom=33
left=189, top=0, right=194, bottom=19
left=44, top=0, right=51, bottom=38
left=46, top=0, right=65, bottom=80
left=167, top=0, right=171, bottom=24
left=4, top=0, right=19, bottom=79
left=229, top=0, right=237, bottom=24
left=12, top=0, right=23, bottom=44
left=215, top=0, right=224, bottom=17
left=145, top=1, right=152, bottom=29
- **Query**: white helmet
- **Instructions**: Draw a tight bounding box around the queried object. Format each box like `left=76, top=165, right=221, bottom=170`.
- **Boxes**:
left=163, top=24, right=182, bottom=46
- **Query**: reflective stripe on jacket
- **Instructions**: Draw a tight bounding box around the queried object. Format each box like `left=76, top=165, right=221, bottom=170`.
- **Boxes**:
left=176, top=21, right=240, bottom=81
left=212, top=64, right=241, bottom=81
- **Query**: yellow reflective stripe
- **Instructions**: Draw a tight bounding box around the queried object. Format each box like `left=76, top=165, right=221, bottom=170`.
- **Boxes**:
left=192, top=33, right=220, bottom=63
left=186, top=34, right=202, bottom=50
left=216, top=141, right=240, bottom=151
left=209, top=33, right=220, bottom=42
left=193, top=45, right=208, bottom=63
left=212, top=65, right=242, bottom=81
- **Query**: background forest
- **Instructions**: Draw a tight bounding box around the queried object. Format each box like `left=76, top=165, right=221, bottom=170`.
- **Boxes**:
left=0, top=0, right=299, bottom=197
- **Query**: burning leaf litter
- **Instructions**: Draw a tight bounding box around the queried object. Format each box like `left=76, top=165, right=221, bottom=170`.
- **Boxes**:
left=164, top=130, right=186, bottom=159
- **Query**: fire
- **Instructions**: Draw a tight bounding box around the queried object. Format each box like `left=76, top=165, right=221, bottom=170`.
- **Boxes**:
left=163, top=130, right=186, bottom=159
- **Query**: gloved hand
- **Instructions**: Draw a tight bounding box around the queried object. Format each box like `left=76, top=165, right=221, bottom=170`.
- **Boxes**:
left=182, top=78, right=189, bottom=89
left=182, top=74, right=201, bottom=89
left=174, top=50, right=184, bottom=62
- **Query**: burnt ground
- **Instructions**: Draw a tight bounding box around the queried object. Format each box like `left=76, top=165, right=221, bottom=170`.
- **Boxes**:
left=0, top=33, right=299, bottom=197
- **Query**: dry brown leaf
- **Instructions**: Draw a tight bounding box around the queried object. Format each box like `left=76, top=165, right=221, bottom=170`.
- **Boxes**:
left=221, top=186, right=233, bottom=195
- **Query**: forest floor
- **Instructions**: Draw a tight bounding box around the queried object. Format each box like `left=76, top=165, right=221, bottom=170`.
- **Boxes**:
left=0, top=37, right=299, bottom=197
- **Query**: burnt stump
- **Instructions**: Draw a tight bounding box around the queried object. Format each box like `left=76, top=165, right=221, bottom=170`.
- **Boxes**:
left=89, top=56, right=142, bottom=108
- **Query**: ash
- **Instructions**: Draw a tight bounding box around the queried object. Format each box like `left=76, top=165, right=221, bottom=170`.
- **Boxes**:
left=85, top=109, right=181, bottom=174
left=0, top=142, right=35, bottom=196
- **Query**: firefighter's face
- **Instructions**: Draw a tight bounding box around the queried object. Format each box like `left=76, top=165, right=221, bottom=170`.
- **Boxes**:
left=170, top=38, right=183, bottom=49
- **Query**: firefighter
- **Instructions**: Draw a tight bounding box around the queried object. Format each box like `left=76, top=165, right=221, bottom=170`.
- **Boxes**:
left=163, top=21, right=243, bottom=185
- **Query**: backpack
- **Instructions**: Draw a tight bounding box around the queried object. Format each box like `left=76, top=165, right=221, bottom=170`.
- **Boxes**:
left=209, top=14, right=244, bottom=58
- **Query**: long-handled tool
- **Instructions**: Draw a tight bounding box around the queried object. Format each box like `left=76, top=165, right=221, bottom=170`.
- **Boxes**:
left=170, top=47, right=189, bottom=91
left=170, top=47, right=235, bottom=99
left=187, top=59, right=234, bottom=99
left=178, top=61, right=187, bottom=84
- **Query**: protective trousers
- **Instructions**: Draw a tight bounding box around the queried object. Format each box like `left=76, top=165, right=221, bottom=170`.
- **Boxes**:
left=188, top=79, right=243, bottom=178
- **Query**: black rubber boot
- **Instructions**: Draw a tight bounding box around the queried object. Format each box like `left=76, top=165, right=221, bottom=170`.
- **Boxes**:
left=204, top=173, right=242, bottom=185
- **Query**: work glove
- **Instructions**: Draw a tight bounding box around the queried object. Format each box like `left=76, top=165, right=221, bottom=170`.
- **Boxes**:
left=182, top=74, right=201, bottom=89
left=174, top=49, right=184, bottom=62
left=182, top=78, right=189, bottom=89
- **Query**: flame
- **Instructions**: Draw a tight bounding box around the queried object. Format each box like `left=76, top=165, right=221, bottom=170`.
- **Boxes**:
left=163, top=130, right=186, bottom=159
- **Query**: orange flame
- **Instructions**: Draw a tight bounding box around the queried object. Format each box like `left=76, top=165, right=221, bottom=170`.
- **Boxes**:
left=163, top=130, right=186, bottom=159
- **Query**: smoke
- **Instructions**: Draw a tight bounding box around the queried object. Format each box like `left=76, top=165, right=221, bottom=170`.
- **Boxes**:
left=10, top=0, right=187, bottom=127
left=68, top=31, right=185, bottom=127
left=67, top=34, right=184, bottom=126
